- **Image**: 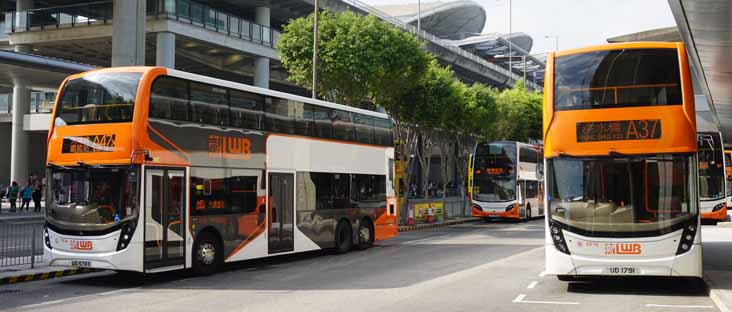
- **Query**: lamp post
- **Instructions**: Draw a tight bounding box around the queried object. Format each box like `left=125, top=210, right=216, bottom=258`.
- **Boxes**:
left=507, top=0, right=512, bottom=73
left=312, top=0, right=319, bottom=99
left=545, top=35, right=559, bottom=52
left=417, top=0, right=421, bottom=33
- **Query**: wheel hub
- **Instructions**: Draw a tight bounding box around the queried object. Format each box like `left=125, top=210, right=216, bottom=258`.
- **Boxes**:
left=198, top=242, right=216, bottom=265
left=360, top=226, right=370, bottom=242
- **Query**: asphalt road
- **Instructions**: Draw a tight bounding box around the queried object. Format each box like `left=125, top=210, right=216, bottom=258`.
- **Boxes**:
left=0, top=219, right=718, bottom=312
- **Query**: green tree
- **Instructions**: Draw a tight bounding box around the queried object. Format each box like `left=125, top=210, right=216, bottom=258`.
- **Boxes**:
left=277, top=11, right=431, bottom=109
left=494, top=80, right=543, bottom=142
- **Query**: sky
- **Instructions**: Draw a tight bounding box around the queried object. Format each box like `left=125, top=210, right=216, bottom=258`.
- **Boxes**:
left=360, top=0, right=677, bottom=55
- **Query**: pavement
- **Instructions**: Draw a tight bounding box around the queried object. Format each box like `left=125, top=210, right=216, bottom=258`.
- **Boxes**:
left=701, top=225, right=732, bottom=312
left=0, top=219, right=721, bottom=312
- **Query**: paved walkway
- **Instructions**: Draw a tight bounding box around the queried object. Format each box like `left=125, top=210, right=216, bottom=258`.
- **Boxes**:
left=0, top=201, right=45, bottom=222
left=702, top=224, right=732, bottom=312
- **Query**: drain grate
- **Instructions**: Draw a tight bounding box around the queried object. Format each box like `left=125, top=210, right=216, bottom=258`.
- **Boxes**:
left=0, top=289, right=21, bottom=295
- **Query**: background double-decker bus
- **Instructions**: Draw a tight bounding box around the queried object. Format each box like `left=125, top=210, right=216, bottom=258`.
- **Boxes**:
left=698, top=132, right=727, bottom=222
left=470, top=141, right=544, bottom=221
left=725, top=150, right=732, bottom=213
left=543, top=42, right=700, bottom=280
left=44, top=67, right=398, bottom=274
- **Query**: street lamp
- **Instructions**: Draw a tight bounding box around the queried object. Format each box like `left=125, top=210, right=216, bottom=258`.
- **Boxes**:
left=312, top=0, right=319, bottom=99
left=545, top=35, right=559, bottom=52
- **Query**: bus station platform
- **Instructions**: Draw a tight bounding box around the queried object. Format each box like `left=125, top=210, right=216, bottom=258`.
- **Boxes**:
left=701, top=225, right=732, bottom=312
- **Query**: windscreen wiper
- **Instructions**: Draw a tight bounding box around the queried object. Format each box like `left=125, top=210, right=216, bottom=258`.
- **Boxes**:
left=557, top=152, right=584, bottom=159
left=47, top=162, right=74, bottom=170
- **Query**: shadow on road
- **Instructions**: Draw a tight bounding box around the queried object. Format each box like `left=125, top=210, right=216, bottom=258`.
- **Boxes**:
left=566, top=276, right=707, bottom=297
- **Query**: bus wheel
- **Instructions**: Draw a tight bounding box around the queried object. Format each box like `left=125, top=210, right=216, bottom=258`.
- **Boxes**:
left=525, top=205, right=532, bottom=221
left=193, top=231, right=221, bottom=276
left=357, top=219, right=375, bottom=250
left=335, top=220, right=353, bottom=254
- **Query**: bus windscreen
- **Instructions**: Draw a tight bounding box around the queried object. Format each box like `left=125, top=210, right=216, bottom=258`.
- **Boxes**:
left=55, top=72, right=142, bottom=126
left=472, top=143, right=517, bottom=202
left=554, top=49, right=682, bottom=110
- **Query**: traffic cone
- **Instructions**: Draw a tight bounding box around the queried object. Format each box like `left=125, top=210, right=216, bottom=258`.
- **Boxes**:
left=407, top=205, right=415, bottom=225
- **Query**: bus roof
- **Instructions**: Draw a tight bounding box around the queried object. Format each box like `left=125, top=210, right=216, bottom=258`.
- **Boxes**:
left=65, top=66, right=391, bottom=120
left=555, top=41, right=682, bottom=58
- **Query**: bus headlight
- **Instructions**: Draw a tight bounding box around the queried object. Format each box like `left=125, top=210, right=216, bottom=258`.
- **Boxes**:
left=713, top=203, right=726, bottom=212
left=506, top=204, right=516, bottom=212
left=473, top=204, right=482, bottom=212
left=548, top=220, right=570, bottom=255
left=676, top=218, right=698, bottom=255
left=44, top=225, right=52, bottom=250
left=116, top=222, right=136, bottom=251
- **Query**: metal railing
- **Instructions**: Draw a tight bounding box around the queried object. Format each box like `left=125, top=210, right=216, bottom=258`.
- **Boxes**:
left=4, top=0, right=279, bottom=48
left=344, top=0, right=542, bottom=91
left=149, top=0, right=279, bottom=47
left=0, top=92, right=55, bottom=114
left=0, top=222, right=43, bottom=268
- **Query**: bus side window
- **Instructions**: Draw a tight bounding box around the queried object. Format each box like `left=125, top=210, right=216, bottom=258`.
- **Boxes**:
left=332, top=110, right=355, bottom=142
left=312, top=106, right=333, bottom=139
left=264, top=97, right=295, bottom=134
left=295, top=102, right=313, bottom=136
left=190, top=82, right=228, bottom=126
left=150, top=76, right=189, bottom=121
left=354, top=114, right=374, bottom=144
left=230, top=89, right=263, bottom=130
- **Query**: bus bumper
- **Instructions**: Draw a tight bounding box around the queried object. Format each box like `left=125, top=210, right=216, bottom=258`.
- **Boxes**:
left=545, top=242, right=702, bottom=278
left=472, top=203, right=520, bottom=219
left=44, top=227, right=142, bottom=272
left=701, top=203, right=727, bottom=221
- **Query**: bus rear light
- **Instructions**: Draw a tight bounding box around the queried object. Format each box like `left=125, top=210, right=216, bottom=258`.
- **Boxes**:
left=548, top=220, right=570, bottom=255
left=116, top=223, right=136, bottom=251
left=676, top=218, right=698, bottom=255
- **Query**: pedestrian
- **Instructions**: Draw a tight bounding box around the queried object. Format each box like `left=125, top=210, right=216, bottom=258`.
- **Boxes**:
left=7, top=181, right=18, bottom=213
left=32, top=177, right=42, bottom=212
left=20, top=182, right=33, bottom=211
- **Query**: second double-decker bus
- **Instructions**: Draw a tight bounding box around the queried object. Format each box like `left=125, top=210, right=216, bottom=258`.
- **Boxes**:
left=725, top=150, right=732, bottom=213
left=698, top=132, right=727, bottom=222
left=44, top=67, right=398, bottom=275
left=544, top=42, right=700, bottom=280
left=471, top=141, right=544, bottom=221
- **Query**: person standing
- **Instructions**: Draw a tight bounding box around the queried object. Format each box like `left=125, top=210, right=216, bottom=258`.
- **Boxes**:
left=32, top=176, right=42, bottom=212
left=20, top=183, right=33, bottom=211
left=7, top=181, right=18, bottom=212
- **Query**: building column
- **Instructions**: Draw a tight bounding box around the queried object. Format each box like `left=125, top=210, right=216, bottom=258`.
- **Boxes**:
left=14, top=0, right=32, bottom=34
left=10, top=82, right=30, bottom=186
left=254, top=6, right=270, bottom=89
left=156, top=32, right=175, bottom=68
left=112, top=0, right=146, bottom=66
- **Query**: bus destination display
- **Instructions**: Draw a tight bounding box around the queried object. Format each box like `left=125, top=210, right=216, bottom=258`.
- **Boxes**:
left=576, top=119, right=661, bottom=142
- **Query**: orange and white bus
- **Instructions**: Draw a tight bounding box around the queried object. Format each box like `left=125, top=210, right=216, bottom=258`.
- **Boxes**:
left=470, top=141, right=544, bottom=221
left=543, top=42, right=701, bottom=280
left=725, top=150, right=732, bottom=216
left=698, top=132, right=727, bottom=222
left=44, top=67, right=398, bottom=274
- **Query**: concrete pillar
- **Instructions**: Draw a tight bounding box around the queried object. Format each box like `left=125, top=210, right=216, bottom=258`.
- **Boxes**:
left=254, top=6, right=270, bottom=89
left=10, top=82, right=30, bottom=186
left=112, top=0, right=146, bottom=66
left=14, top=0, right=32, bottom=31
left=155, top=32, right=175, bottom=68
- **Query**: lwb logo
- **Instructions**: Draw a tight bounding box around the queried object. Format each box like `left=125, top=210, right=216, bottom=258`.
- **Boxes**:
left=208, top=135, right=251, bottom=160
left=604, top=243, right=641, bottom=255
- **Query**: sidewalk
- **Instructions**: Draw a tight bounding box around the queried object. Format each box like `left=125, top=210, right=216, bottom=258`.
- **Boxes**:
left=0, top=261, right=96, bottom=285
left=0, top=201, right=45, bottom=222
left=701, top=224, right=732, bottom=312
left=398, top=217, right=479, bottom=232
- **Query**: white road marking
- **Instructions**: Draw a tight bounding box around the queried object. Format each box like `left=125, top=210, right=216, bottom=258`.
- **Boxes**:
left=644, top=304, right=714, bottom=309
left=527, top=281, right=538, bottom=289
left=402, top=234, right=451, bottom=245
left=538, top=271, right=546, bottom=277
left=17, top=287, right=141, bottom=310
left=513, top=293, right=579, bottom=305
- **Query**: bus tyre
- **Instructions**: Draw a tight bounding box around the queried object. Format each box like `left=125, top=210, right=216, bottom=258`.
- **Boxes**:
left=193, top=231, right=221, bottom=276
left=335, top=220, right=353, bottom=254
left=357, top=219, right=375, bottom=250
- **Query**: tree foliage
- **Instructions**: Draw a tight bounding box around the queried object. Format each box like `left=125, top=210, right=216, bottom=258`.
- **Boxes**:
left=278, top=10, right=431, bottom=108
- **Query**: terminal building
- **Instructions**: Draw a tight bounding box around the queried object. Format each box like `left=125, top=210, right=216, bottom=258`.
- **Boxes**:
left=0, top=0, right=545, bottom=186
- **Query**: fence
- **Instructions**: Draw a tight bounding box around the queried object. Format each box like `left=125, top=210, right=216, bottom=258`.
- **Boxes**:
left=0, top=222, right=43, bottom=268
left=402, top=196, right=470, bottom=225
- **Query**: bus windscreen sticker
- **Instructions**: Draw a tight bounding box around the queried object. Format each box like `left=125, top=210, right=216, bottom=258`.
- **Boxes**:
left=576, top=120, right=661, bottom=142
left=62, top=134, right=116, bottom=153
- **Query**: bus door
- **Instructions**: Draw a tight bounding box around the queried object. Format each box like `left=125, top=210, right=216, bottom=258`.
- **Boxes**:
left=144, top=168, right=186, bottom=271
left=268, top=172, right=294, bottom=254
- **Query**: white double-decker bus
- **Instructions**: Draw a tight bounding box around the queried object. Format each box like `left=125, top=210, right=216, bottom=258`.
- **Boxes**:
left=698, top=131, right=728, bottom=222
left=544, top=42, right=701, bottom=280
left=470, top=141, right=544, bottom=221
left=44, top=67, right=398, bottom=274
